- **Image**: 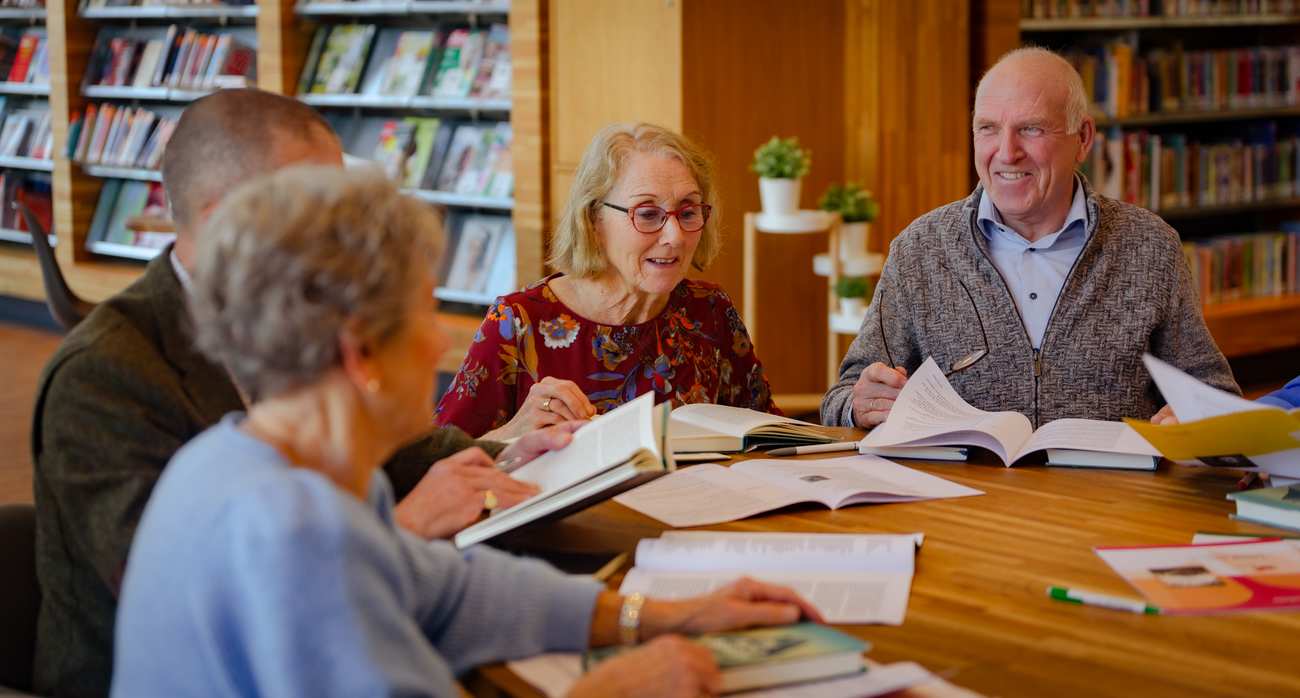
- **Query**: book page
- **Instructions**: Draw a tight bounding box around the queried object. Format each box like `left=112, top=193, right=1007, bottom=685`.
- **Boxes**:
left=509, top=392, right=655, bottom=499
left=1014, top=419, right=1160, bottom=461
left=613, top=464, right=800, bottom=528
left=670, top=403, right=813, bottom=438
left=619, top=568, right=912, bottom=625
left=633, top=531, right=918, bottom=574
left=1143, top=353, right=1270, bottom=422
left=734, top=455, right=984, bottom=509
left=859, top=357, right=1032, bottom=464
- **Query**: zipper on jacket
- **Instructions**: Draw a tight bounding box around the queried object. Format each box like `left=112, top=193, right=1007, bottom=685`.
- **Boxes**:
left=1032, top=349, right=1042, bottom=426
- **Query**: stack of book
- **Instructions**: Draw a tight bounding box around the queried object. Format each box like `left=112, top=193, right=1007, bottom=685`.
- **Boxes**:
left=297, top=22, right=509, bottom=101
left=1023, top=0, right=1299, bottom=18
left=86, top=178, right=173, bottom=255
left=69, top=103, right=177, bottom=171
left=0, top=99, right=50, bottom=160
left=1064, top=41, right=1300, bottom=119
left=338, top=117, right=512, bottom=199
left=0, top=29, right=49, bottom=86
left=1082, top=121, right=1299, bottom=211
left=1182, top=229, right=1300, bottom=303
left=84, top=25, right=255, bottom=91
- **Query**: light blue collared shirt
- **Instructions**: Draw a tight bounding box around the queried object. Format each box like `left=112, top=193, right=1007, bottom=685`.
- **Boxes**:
left=976, top=179, right=1089, bottom=349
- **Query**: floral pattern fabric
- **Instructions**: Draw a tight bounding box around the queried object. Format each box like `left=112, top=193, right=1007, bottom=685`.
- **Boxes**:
left=436, top=274, right=779, bottom=437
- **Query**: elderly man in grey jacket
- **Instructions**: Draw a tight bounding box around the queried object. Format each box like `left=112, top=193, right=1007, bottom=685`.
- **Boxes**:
left=822, top=47, right=1238, bottom=429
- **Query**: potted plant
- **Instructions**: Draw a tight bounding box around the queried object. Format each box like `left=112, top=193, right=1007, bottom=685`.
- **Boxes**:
left=819, top=182, right=879, bottom=262
left=834, top=275, right=871, bottom=317
left=751, top=136, right=811, bottom=216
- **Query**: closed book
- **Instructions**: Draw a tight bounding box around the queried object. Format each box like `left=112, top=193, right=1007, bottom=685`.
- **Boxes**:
left=584, top=624, right=866, bottom=694
left=669, top=404, right=832, bottom=453
left=295, top=26, right=328, bottom=95
left=7, top=32, right=36, bottom=82
left=1228, top=484, right=1300, bottom=533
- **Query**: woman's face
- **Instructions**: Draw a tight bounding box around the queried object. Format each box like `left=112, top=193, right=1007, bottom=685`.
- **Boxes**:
left=596, top=151, right=703, bottom=297
left=370, top=271, right=447, bottom=442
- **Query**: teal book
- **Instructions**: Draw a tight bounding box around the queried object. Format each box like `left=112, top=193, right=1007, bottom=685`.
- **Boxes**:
left=584, top=623, right=866, bottom=693
left=1228, top=484, right=1300, bottom=533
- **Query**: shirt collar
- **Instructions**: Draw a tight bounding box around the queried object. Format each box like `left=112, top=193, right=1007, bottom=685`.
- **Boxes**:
left=170, top=249, right=193, bottom=295
left=977, top=176, right=1088, bottom=246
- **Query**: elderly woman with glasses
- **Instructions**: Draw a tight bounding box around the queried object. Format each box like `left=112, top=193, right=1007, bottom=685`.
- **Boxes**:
left=111, top=168, right=820, bottom=697
left=437, top=123, right=778, bottom=440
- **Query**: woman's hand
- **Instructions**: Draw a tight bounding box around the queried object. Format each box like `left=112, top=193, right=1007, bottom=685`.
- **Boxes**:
left=569, top=636, right=720, bottom=698
left=483, top=377, right=596, bottom=441
left=494, top=420, right=587, bottom=472
left=392, top=447, right=539, bottom=540
left=1150, top=404, right=1179, bottom=425
left=639, top=577, right=825, bottom=639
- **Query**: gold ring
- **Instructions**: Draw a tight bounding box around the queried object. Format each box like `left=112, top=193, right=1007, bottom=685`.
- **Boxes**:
left=483, top=490, right=498, bottom=511
left=541, top=397, right=552, bottom=412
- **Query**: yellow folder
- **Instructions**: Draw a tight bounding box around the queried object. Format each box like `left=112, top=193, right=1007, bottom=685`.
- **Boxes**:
left=1124, top=409, right=1300, bottom=461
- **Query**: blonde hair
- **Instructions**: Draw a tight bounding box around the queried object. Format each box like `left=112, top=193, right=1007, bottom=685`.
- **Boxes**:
left=548, top=123, right=721, bottom=277
left=190, top=166, right=443, bottom=402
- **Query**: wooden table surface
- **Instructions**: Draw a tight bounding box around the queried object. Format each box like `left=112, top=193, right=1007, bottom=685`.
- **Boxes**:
left=476, top=437, right=1300, bottom=698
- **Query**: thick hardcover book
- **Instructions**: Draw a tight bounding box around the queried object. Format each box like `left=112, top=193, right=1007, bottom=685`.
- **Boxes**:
left=1228, top=485, right=1300, bottom=533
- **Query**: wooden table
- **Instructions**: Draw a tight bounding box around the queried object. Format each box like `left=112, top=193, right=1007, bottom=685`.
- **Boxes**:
left=474, top=442, right=1300, bottom=697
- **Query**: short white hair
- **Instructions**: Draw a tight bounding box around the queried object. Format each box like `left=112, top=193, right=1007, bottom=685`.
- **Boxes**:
left=976, top=47, right=1090, bottom=133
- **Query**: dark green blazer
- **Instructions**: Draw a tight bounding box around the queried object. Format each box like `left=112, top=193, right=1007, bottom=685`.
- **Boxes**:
left=31, top=251, right=487, bottom=698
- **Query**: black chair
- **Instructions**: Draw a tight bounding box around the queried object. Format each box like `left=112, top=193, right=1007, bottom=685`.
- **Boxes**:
left=0, top=504, right=39, bottom=695
left=15, top=202, right=95, bottom=331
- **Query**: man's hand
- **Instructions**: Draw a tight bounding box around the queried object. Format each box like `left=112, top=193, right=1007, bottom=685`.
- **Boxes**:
left=570, top=636, right=720, bottom=698
left=1150, top=404, right=1179, bottom=425
left=483, top=378, right=595, bottom=441
left=851, top=362, right=909, bottom=427
left=392, top=447, right=538, bottom=540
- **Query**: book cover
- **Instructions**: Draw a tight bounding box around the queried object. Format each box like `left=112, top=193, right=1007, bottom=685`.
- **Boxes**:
left=103, top=180, right=151, bottom=246
left=378, top=31, right=435, bottom=98
left=7, top=32, right=36, bottom=83
left=312, top=24, right=375, bottom=95
left=1096, top=539, right=1300, bottom=615
left=434, top=123, right=485, bottom=192
left=401, top=116, right=440, bottom=189
left=470, top=23, right=509, bottom=99
left=443, top=214, right=507, bottom=293
left=296, top=26, right=328, bottom=95
left=430, top=28, right=485, bottom=98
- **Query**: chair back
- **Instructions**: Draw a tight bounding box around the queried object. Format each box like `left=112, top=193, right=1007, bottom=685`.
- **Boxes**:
left=0, top=504, right=39, bottom=693
left=16, top=202, right=95, bottom=331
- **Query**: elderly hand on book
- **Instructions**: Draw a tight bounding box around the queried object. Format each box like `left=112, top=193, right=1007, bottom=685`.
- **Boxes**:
left=483, top=377, right=597, bottom=441
left=851, top=362, right=910, bottom=427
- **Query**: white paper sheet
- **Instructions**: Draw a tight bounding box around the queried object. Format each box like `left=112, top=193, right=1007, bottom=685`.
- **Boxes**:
left=633, top=532, right=919, bottom=574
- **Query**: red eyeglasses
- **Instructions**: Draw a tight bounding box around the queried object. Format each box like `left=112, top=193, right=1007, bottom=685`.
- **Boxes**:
left=602, top=201, right=712, bottom=234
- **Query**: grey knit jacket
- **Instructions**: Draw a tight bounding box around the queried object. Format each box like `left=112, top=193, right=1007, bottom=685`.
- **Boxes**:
left=821, top=180, right=1239, bottom=428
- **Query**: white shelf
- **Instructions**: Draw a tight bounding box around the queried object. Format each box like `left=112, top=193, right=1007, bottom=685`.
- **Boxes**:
left=80, top=3, right=258, bottom=20
left=0, top=227, right=55, bottom=246
left=0, top=155, right=52, bottom=171
left=299, top=93, right=511, bottom=113
left=812, top=252, right=883, bottom=278
left=296, top=1, right=508, bottom=16
left=407, top=189, right=512, bottom=210
left=830, top=308, right=867, bottom=335
left=87, top=239, right=164, bottom=261
left=434, top=286, right=497, bottom=305
left=0, top=7, right=44, bottom=20
left=0, top=81, right=48, bottom=96
left=1020, top=13, right=1300, bottom=31
left=83, top=84, right=223, bottom=102
left=81, top=164, right=162, bottom=182
left=755, top=210, right=836, bottom=234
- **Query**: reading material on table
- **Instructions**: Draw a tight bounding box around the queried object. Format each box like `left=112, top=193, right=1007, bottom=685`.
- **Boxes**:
left=1123, top=354, right=1300, bottom=478
left=1227, top=484, right=1300, bottom=533
left=1095, top=538, right=1300, bottom=614
left=669, top=403, right=833, bottom=452
left=617, top=531, right=921, bottom=624
left=859, top=357, right=1159, bottom=469
left=614, top=454, right=983, bottom=528
left=585, top=623, right=866, bottom=693
left=454, top=393, right=672, bottom=548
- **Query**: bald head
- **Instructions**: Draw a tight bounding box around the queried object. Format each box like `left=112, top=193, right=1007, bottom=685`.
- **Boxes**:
left=976, top=47, right=1089, bottom=133
left=161, top=89, right=343, bottom=265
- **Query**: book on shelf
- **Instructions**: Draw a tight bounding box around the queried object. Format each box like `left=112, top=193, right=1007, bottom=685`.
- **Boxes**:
left=83, top=25, right=255, bottom=92
left=7, top=29, right=46, bottom=85
left=1023, top=0, right=1300, bottom=19
left=0, top=102, right=50, bottom=161
left=453, top=392, right=673, bottom=549
left=336, top=115, right=512, bottom=198
left=87, top=179, right=175, bottom=253
left=585, top=623, right=867, bottom=693
left=668, top=404, right=833, bottom=453
left=860, top=357, right=1161, bottom=469
left=81, top=0, right=255, bottom=7
left=70, top=103, right=178, bottom=171
left=359, top=28, right=439, bottom=99
left=441, top=213, right=513, bottom=296
left=1228, top=484, right=1300, bottom=532
left=434, top=122, right=512, bottom=196
left=0, top=170, right=51, bottom=234
left=308, top=24, right=376, bottom=95
left=1182, top=229, right=1299, bottom=304
left=617, top=531, right=923, bottom=625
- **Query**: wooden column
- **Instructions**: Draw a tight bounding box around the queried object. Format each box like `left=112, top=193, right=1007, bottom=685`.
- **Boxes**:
left=510, top=0, right=549, bottom=284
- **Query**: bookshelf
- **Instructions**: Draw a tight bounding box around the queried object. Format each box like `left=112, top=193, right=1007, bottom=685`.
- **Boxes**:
left=980, top=0, right=1300, bottom=359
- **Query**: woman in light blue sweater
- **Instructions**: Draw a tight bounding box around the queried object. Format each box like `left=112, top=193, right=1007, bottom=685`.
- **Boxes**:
left=111, top=168, right=820, bottom=697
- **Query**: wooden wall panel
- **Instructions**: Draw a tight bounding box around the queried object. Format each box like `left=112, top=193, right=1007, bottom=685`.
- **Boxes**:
left=510, top=0, right=548, bottom=283
left=682, top=0, right=845, bottom=396
left=256, top=0, right=312, bottom=95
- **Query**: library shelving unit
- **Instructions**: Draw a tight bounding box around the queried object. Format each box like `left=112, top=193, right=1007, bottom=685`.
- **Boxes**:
left=0, top=3, right=52, bottom=251
left=981, top=0, right=1300, bottom=359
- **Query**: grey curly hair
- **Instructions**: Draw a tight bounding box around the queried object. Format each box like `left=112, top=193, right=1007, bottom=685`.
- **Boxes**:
left=190, top=166, right=443, bottom=402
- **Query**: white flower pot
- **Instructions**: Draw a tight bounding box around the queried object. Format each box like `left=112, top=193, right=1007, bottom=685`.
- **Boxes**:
left=759, top=177, right=801, bottom=215
left=840, top=222, right=869, bottom=261
left=838, top=297, right=866, bottom=317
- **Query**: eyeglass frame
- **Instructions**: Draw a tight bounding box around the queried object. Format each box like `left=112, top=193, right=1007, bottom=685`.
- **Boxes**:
left=601, top=201, right=713, bottom=234
left=878, top=267, right=991, bottom=378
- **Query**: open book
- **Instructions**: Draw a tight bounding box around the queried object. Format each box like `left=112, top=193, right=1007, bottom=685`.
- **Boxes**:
left=1123, top=355, right=1300, bottom=479
left=670, top=404, right=833, bottom=453
left=614, top=454, right=982, bottom=528
left=859, top=357, right=1160, bottom=469
left=618, top=531, right=922, bottom=624
left=454, top=392, right=673, bottom=548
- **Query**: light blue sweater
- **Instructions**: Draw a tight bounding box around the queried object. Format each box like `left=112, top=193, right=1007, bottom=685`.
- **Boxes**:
left=112, top=414, right=601, bottom=697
